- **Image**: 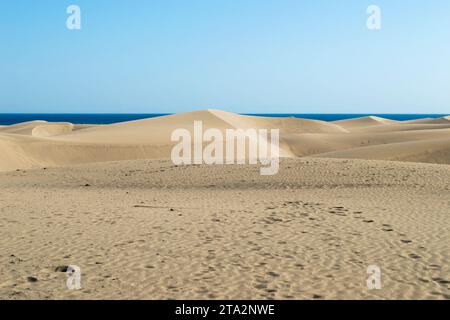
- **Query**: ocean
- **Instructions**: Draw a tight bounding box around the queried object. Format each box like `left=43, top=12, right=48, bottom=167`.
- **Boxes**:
left=0, top=113, right=447, bottom=125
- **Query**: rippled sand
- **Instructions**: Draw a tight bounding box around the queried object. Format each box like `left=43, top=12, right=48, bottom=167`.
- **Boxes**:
left=1, top=158, right=449, bottom=299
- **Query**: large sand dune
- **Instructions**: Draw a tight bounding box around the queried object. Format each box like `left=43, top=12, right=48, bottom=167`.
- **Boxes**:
left=0, top=110, right=449, bottom=171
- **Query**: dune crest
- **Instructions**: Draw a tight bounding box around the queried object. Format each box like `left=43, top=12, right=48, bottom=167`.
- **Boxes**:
left=0, top=121, right=48, bottom=135
left=32, top=123, right=74, bottom=137
left=333, top=116, right=398, bottom=130
left=403, top=116, right=450, bottom=125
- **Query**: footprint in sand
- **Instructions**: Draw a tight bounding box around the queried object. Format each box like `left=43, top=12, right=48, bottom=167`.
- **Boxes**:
left=409, top=253, right=421, bottom=259
left=432, top=277, right=450, bottom=285
left=55, top=265, right=69, bottom=272
left=267, top=271, right=280, bottom=277
left=27, top=276, right=38, bottom=283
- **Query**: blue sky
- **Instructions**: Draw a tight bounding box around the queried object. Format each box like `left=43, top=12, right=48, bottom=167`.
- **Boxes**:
left=1, top=0, right=449, bottom=114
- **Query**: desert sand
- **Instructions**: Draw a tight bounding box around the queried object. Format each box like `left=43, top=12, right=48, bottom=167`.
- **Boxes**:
left=0, top=110, right=449, bottom=299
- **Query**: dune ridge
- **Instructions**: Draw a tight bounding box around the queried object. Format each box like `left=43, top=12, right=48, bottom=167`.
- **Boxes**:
left=0, top=110, right=449, bottom=171
left=403, top=116, right=450, bottom=125
left=333, top=116, right=398, bottom=130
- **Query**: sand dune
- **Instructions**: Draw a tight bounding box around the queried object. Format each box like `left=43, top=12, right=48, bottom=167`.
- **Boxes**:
left=0, top=121, right=49, bottom=135
left=31, top=123, right=74, bottom=137
left=312, top=137, right=450, bottom=164
left=284, top=128, right=450, bottom=158
left=0, top=110, right=449, bottom=171
left=342, top=123, right=450, bottom=133
left=333, top=116, right=398, bottom=130
left=51, top=109, right=347, bottom=144
left=403, top=116, right=450, bottom=125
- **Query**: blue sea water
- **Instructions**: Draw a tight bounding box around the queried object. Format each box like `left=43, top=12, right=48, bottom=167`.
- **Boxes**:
left=0, top=113, right=447, bottom=125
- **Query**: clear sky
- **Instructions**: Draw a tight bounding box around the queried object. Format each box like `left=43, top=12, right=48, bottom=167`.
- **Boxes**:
left=1, top=0, right=449, bottom=114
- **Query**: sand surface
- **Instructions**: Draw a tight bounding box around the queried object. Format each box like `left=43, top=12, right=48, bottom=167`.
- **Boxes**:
left=0, top=110, right=449, bottom=300
left=0, top=158, right=449, bottom=299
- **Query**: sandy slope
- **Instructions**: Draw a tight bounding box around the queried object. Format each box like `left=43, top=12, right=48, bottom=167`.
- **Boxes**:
left=0, top=110, right=449, bottom=171
left=312, top=137, right=450, bottom=164
left=0, top=158, right=449, bottom=299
